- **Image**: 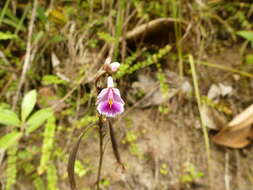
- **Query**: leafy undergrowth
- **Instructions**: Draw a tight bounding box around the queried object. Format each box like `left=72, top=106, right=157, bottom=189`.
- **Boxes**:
left=0, top=0, right=253, bottom=190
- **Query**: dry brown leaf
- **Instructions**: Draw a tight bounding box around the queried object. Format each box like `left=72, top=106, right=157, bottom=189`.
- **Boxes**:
left=212, top=126, right=253, bottom=148
left=212, top=104, right=253, bottom=148
left=228, top=104, right=253, bottom=130
left=200, top=105, right=227, bottom=130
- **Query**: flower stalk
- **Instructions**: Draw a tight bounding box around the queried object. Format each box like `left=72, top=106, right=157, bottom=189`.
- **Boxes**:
left=95, top=58, right=125, bottom=190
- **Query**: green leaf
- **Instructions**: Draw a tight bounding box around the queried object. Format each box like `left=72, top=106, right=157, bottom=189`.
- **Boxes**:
left=245, top=54, right=253, bottom=65
left=237, top=31, right=253, bottom=42
left=42, top=75, right=66, bottom=85
left=26, top=108, right=53, bottom=134
left=237, top=30, right=253, bottom=47
left=0, top=131, right=22, bottom=150
left=97, top=32, right=116, bottom=43
left=0, top=109, right=21, bottom=126
left=21, top=90, right=37, bottom=122
left=0, top=31, right=17, bottom=40
left=37, top=7, right=48, bottom=23
left=74, top=160, right=88, bottom=177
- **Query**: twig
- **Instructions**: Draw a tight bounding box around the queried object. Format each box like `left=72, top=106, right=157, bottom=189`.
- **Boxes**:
left=224, top=151, right=230, bottom=190
left=122, top=18, right=185, bottom=41
left=12, top=0, right=38, bottom=110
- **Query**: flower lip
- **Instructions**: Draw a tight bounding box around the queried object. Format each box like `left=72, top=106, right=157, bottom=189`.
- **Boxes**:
left=108, top=98, right=113, bottom=108
left=97, top=77, right=124, bottom=117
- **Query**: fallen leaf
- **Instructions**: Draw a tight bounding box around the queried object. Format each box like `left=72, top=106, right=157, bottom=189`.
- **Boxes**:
left=212, top=104, right=253, bottom=148
left=207, top=83, right=232, bottom=100
left=213, top=126, right=253, bottom=148
left=228, top=104, right=253, bottom=131
left=201, top=105, right=218, bottom=130
left=200, top=105, right=228, bottom=130
left=218, top=83, right=232, bottom=97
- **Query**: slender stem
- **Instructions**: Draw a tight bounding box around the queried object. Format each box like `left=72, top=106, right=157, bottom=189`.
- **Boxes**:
left=113, top=0, right=125, bottom=59
left=196, top=61, right=253, bottom=79
left=0, top=0, right=11, bottom=26
left=189, top=54, right=212, bottom=187
left=97, top=116, right=106, bottom=190
left=13, top=0, right=38, bottom=110
left=170, top=0, right=183, bottom=78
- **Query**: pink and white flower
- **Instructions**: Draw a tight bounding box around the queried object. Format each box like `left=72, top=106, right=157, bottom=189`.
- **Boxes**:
left=97, top=77, right=124, bottom=117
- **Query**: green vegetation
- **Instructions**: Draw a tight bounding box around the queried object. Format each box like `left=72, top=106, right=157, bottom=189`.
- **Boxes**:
left=0, top=0, right=252, bottom=189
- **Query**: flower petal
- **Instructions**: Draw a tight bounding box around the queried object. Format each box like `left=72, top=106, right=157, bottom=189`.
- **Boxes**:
left=107, top=77, right=114, bottom=88
left=112, top=88, right=124, bottom=104
left=97, top=88, right=109, bottom=104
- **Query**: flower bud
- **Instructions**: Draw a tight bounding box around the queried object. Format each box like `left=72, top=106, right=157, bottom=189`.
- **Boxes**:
left=103, top=58, right=120, bottom=74
left=110, top=62, right=120, bottom=72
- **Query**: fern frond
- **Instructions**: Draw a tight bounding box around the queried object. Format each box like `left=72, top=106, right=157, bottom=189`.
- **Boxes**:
left=6, top=146, right=18, bottom=190
left=116, top=45, right=171, bottom=78
left=47, top=163, right=59, bottom=190
left=33, top=176, right=45, bottom=190
left=38, top=116, right=56, bottom=175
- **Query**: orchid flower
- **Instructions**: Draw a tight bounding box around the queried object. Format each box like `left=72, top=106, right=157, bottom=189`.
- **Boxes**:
left=97, top=76, right=124, bottom=117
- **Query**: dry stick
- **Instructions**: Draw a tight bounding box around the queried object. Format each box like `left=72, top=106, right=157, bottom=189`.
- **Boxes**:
left=224, top=151, right=230, bottom=190
left=12, top=0, right=38, bottom=110
left=121, top=18, right=185, bottom=41
left=108, top=119, right=125, bottom=169
left=67, top=122, right=97, bottom=190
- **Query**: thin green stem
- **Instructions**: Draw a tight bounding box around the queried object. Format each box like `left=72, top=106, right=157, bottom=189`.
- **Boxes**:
left=189, top=54, right=212, bottom=186
left=170, top=0, right=183, bottom=78
left=7, top=4, right=31, bottom=50
left=197, top=61, right=253, bottom=78
left=0, top=0, right=11, bottom=26
left=113, top=0, right=125, bottom=59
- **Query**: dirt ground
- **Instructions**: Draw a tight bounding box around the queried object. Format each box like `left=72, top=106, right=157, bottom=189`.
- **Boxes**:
left=68, top=108, right=252, bottom=190
left=61, top=47, right=253, bottom=190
